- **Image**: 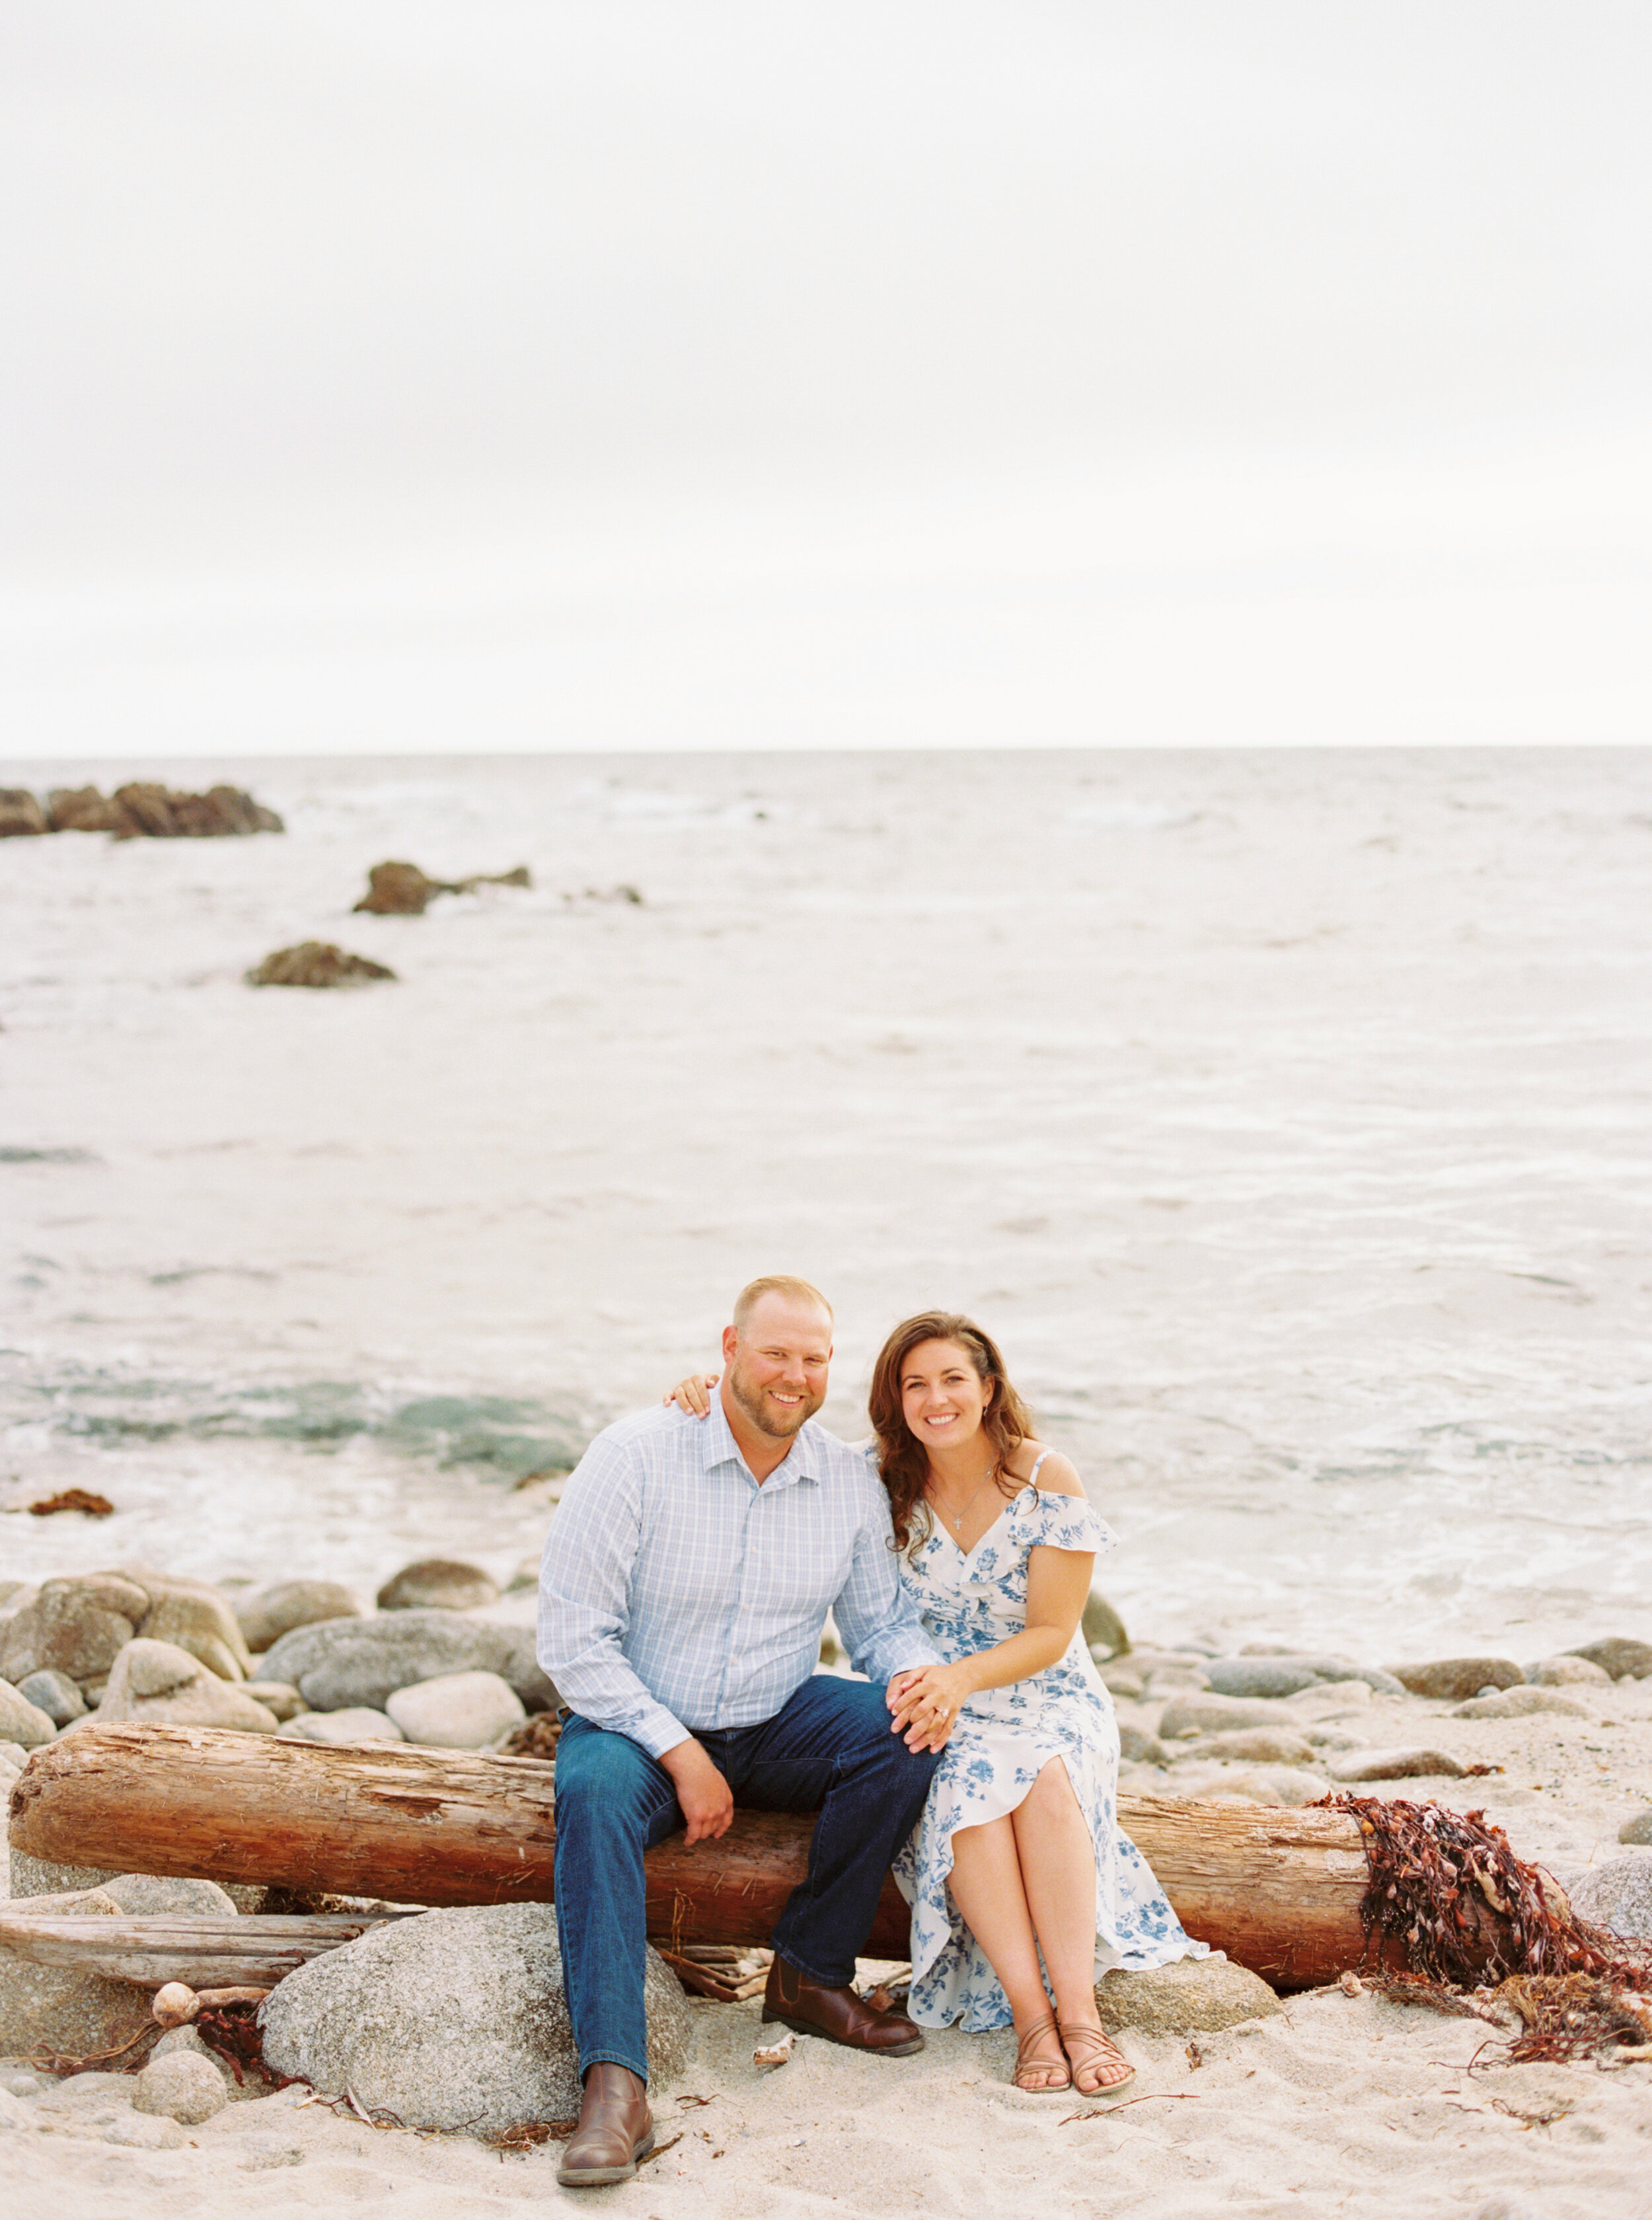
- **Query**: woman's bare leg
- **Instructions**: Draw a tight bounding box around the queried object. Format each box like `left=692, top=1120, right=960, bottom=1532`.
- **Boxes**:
left=1010, top=1758, right=1131, bottom=2092
left=944, top=1815, right=1065, bottom=2087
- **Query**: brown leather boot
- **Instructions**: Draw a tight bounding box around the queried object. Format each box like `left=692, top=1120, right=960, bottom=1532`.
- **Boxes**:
left=761, top=1955, right=924, bottom=2055
left=556, top=2062, right=654, bottom=2188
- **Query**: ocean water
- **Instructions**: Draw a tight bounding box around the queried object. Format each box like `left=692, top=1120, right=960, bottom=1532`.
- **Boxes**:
left=2, top=748, right=1650, bottom=1663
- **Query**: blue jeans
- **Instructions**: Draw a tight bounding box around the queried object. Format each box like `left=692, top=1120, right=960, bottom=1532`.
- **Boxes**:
left=552, top=1675, right=941, bottom=2083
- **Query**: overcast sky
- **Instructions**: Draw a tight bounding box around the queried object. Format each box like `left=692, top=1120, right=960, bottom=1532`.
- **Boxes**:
left=3, top=3, right=1649, bottom=753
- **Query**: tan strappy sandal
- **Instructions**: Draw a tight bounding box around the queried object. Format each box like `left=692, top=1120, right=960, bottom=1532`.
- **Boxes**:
left=1012, top=2013, right=1072, bottom=2093
left=1058, top=2020, right=1137, bottom=2096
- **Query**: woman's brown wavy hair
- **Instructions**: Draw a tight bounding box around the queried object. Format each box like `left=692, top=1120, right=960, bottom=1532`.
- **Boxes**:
left=867, top=1311, right=1035, bottom=1553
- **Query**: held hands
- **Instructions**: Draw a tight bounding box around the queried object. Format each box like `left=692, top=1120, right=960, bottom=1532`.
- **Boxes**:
left=664, top=1373, right=719, bottom=1417
left=887, top=1663, right=971, bottom=1754
left=660, top=1738, right=735, bottom=1844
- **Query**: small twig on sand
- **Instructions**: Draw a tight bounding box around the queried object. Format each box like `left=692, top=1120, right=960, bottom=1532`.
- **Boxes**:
left=1060, top=2094, right=1199, bottom=2126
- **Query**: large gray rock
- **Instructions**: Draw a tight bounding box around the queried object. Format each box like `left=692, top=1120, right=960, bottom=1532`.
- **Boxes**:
left=1213, top=1766, right=1329, bottom=1807
left=0, top=1574, right=147, bottom=1687
left=377, top=1559, right=500, bottom=1613
left=133, top=2050, right=227, bottom=2124
left=1388, top=1656, right=1524, bottom=1701
left=104, top=1872, right=239, bottom=1916
left=1205, top=1656, right=1404, bottom=1700
left=1094, top=1954, right=1279, bottom=2036
left=1328, top=1747, right=1468, bottom=1783
left=125, top=1571, right=253, bottom=1681
left=258, top=1902, right=691, bottom=2133
left=1567, top=1853, right=1652, bottom=1939
left=0, top=1678, right=57, bottom=1749
left=17, top=1668, right=87, bottom=1726
left=386, top=1670, right=525, bottom=1749
left=260, top=1609, right=554, bottom=1713
left=1180, top=1726, right=1320, bottom=1767
left=7, top=1849, right=264, bottom=1915
left=1158, top=1693, right=1301, bottom=1740
left=1566, top=1638, right=1652, bottom=1682
left=94, top=1639, right=280, bottom=1731
left=1452, top=1686, right=1588, bottom=1720
left=1530, top=1654, right=1610, bottom=1687
left=0, top=1886, right=155, bottom=2061
left=236, top=1580, right=363, bottom=1655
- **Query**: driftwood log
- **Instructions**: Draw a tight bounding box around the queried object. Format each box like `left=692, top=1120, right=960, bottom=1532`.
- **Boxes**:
left=13, top=1723, right=1397, bottom=1989
left=0, top=1911, right=404, bottom=1988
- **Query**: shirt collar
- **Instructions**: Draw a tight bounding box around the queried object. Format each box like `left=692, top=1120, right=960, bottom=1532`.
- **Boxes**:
left=701, top=1393, right=823, bottom=1489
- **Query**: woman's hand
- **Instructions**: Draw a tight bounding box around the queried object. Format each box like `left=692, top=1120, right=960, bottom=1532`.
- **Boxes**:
left=663, top=1372, right=720, bottom=1416
left=887, top=1662, right=973, bottom=1752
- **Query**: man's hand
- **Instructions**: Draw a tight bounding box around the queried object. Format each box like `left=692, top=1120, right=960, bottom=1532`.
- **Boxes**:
left=659, top=1738, right=735, bottom=1844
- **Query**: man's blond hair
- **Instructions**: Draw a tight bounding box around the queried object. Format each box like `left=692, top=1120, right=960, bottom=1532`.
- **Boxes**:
left=732, top=1276, right=834, bottom=1333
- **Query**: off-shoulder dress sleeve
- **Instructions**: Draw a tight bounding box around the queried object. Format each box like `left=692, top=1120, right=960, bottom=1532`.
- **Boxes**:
left=1007, top=1484, right=1117, bottom=1560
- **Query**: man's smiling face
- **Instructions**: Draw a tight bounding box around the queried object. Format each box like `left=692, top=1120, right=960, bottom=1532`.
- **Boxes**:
left=722, top=1293, right=833, bottom=1441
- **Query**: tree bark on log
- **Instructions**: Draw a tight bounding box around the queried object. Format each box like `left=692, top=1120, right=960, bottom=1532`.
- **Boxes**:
left=0, top=1911, right=403, bottom=1988
left=12, top=1722, right=1392, bottom=1989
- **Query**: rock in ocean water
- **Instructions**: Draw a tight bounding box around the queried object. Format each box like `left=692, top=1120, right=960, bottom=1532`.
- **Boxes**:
left=385, top=1670, right=525, bottom=1748
left=0, top=788, right=50, bottom=836
left=245, top=942, right=396, bottom=988
left=1388, top=1656, right=1525, bottom=1701
left=236, top=1580, right=363, bottom=1654
left=259, top=1608, right=553, bottom=1713
left=1567, top=1854, right=1652, bottom=1938
left=1094, top=1956, right=1279, bottom=2036
left=94, top=1639, right=280, bottom=1731
left=377, top=1559, right=500, bottom=1612
left=258, top=1904, right=691, bottom=2134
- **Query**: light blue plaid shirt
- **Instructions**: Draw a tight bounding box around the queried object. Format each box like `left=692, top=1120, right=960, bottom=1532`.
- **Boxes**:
left=537, top=1397, right=940, bottom=1758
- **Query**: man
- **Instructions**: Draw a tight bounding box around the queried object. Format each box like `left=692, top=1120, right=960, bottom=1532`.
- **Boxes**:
left=539, top=1276, right=945, bottom=2188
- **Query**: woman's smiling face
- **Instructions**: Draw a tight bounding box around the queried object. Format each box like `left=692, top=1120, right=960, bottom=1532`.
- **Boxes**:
left=899, top=1337, right=994, bottom=1453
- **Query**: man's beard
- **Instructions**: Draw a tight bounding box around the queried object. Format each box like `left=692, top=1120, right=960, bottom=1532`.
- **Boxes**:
left=727, top=1361, right=821, bottom=1441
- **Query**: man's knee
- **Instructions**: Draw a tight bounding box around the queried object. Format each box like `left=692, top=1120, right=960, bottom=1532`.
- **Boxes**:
left=555, top=1720, right=671, bottom=1833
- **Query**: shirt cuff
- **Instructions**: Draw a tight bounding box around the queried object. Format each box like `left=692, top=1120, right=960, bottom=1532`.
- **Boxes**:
left=626, top=1700, right=693, bottom=1760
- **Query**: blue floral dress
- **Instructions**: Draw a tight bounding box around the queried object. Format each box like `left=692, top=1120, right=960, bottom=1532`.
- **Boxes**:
left=889, top=1458, right=1205, bottom=2030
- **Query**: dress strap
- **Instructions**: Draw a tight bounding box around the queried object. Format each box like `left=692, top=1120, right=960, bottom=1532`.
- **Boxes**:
left=1025, top=1450, right=1050, bottom=1489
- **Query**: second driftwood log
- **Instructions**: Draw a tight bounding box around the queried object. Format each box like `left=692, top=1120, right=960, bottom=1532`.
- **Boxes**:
left=14, top=1723, right=1397, bottom=1989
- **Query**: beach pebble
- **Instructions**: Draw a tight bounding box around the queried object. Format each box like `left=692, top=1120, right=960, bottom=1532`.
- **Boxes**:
left=1095, top=1658, right=1145, bottom=1698
left=1286, top=1677, right=1374, bottom=1709
left=0, top=2068, right=47, bottom=2097
left=242, top=1680, right=305, bottom=1720
left=105, top=1872, right=240, bottom=1916
left=1180, top=1726, right=1320, bottom=1767
left=277, top=1705, right=404, bottom=1744
left=1328, top=1747, right=1467, bottom=1783
left=1388, top=1656, right=1524, bottom=1701
left=237, top=1580, right=363, bottom=1655
left=260, top=1608, right=553, bottom=1713
left=134, top=2049, right=229, bottom=2124
left=378, top=1558, right=500, bottom=1612
left=1095, top=1954, right=1279, bottom=2036
left=94, top=1638, right=280, bottom=1731
left=1158, top=1693, right=1300, bottom=1740
left=1206, top=1656, right=1403, bottom=1700
left=259, top=1902, right=690, bottom=2135
left=135, top=1576, right=254, bottom=1682
left=17, top=1668, right=87, bottom=1726
left=1530, top=1654, right=1611, bottom=1686
left=0, top=1574, right=147, bottom=1687
left=0, top=1678, right=57, bottom=1748
left=385, top=1669, right=525, bottom=1748
left=1617, top=1811, right=1652, bottom=1847
left=104, top=2111, right=190, bottom=2148
left=1117, top=1723, right=1169, bottom=1765
left=1081, top=1592, right=1129, bottom=1658
left=1566, top=1853, right=1652, bottom=1939
left=0, top=1739, right=28, bottom=1773
left=1217, top=1765, right=1328, bottom=1806
left=1566, top=1637, right=1652, bottom=1682
left=1452, top=1686, right=1589, bottom=1720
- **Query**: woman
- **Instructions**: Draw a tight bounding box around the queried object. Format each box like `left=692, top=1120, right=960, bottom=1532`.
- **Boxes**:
left=668, top=1310, right=1203, bottom=2096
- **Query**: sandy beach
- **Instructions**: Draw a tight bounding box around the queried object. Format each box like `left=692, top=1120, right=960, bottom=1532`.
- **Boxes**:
left=4, top=749, right=1652, bottom=2215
